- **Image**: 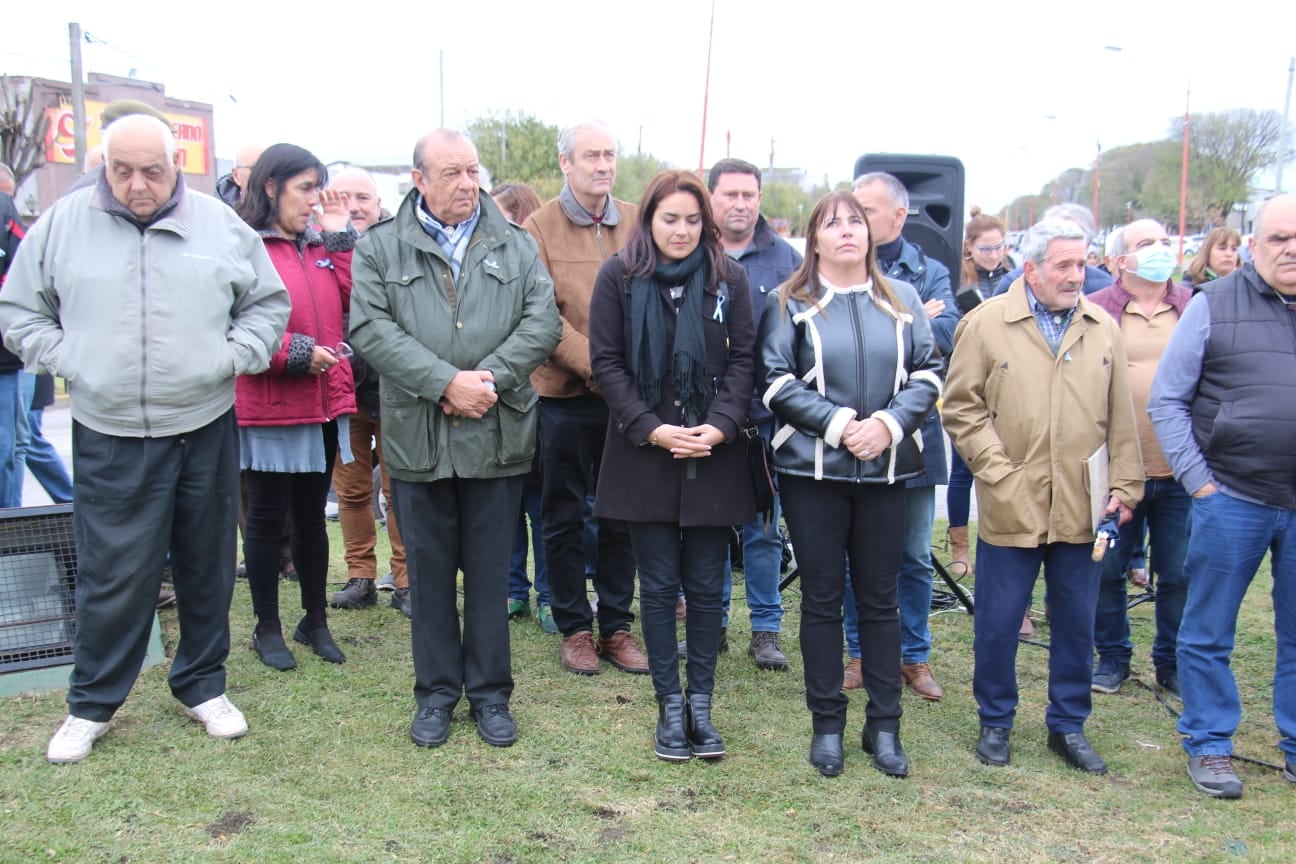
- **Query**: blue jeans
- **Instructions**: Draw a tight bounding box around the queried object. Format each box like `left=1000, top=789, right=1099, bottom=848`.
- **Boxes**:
left=721, top=419, right=785, bottom=633
left=974, top=540, right=1099, bottom=732
left=1093, top=477, right=1191, bottom=670
left=0, top=371, right=30, bottom=508
left=1177, top=490, right=1296, bottom=759
left=508, top=479, right=549, bottom=606
left=946, top=446, right=974, bottom=528
left=844, top=485, right=934, bottom=662
left=20, top=372, right=73, bottom=504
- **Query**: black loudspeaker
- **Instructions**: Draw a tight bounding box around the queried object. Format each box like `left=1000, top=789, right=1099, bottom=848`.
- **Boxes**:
left=0, top=505, right=78, bottom=674
left=853, top=154, right=965, bottom=284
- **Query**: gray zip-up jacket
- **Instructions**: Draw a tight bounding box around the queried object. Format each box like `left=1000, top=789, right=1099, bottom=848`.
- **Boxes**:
left=0, top=177, right=289, bottom=437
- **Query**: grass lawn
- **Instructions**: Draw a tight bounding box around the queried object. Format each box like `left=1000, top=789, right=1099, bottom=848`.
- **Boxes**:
left=0, top=520, right=1290, bottom=863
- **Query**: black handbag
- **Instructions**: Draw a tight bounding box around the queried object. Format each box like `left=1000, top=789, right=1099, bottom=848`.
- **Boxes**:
left=741, top=422, right=776, bottom=520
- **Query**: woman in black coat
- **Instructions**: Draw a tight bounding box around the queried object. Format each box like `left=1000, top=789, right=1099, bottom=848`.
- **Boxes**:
left=588, top=169, right=756, bottom=762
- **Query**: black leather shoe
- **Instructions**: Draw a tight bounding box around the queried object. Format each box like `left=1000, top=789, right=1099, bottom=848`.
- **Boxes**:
left=685, top=694, right=725, bottom=759
left=1047, top=731, right=1108, bottom=774
left=292, top=619, right=346, bottom=664
left=474, top=703, right=517, bottom=747
left=252, top=630, right=297, bottom=671
left=809, top=733, right=844, bottom=777
left=861, top=722, right=909, bottom=778
left=655, top=694, right=690, bottom=761
left=410, top=707, right=451, bottom=748
left=390, top=588, right=412, bottom=619
left=976, top=726, right=1011, bottom=767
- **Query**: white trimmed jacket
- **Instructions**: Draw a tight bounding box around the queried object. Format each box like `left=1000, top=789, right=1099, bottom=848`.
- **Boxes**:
left=758, top=276, right=941, bottom=484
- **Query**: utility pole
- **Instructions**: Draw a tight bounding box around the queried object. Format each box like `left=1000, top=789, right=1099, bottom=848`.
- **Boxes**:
left=1277, top=57, right=1294, bottom=193
left=69, top=22, right=86, bottom=173
left=696, top=0, right=715, bottom=176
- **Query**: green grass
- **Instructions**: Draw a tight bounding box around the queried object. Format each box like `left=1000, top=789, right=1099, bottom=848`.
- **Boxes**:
left=0, top=520, right=1290, bottom=863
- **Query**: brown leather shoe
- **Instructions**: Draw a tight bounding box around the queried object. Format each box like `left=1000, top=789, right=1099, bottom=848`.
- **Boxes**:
left=1019, top=614, right=1036, bottom=638
left=559, top=631, right=600, bottom=675
left=597, top=630, right=650, bottom=674
left=901, top=661, right=943, bottom=701
left=843, top=657, right=863, bottom=690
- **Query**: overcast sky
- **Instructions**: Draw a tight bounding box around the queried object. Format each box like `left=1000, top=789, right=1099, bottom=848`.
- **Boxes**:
left=5, top=0, right=1293, bottom=212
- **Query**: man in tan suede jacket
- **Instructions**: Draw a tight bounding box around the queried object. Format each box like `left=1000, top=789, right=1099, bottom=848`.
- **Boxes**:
left=522, top=121, right=648, bottom=676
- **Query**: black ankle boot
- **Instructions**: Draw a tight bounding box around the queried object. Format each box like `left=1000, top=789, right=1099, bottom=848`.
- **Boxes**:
left=655, top=694, right=689, bottom=762
left=685, top=693, right=725, bottom=759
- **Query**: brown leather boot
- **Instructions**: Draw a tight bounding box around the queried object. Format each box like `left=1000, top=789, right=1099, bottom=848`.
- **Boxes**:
left=947, top=526, right=973, bottom=577
left=598, top=630, right=650, bottom=674
left=843, top=657, right=864, bottom=690
left=901, top=661, right=944, bottom=701
left=559, top=631, right=600, bottom=675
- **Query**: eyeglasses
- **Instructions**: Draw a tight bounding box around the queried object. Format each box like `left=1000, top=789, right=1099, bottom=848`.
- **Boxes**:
left=324, top=342, right=354, bottom=359
left=975, top=243, right=1006, bottom=253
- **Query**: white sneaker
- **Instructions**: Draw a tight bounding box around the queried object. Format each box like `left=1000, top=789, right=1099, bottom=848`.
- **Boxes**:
left=47, top=715, right=111, bottom=764
left=183, top=694, right=248, bottom=739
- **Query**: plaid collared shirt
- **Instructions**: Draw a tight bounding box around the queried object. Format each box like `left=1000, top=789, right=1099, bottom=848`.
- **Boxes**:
left=1024, top=284, right=1077, bottom=356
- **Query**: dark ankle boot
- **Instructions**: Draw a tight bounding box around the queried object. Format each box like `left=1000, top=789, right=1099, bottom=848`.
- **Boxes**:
left=685, top=693, right=726, bottom=759
left=861, top=720, right=909, bottom=778
left=655, top=694, right=689, bottom=762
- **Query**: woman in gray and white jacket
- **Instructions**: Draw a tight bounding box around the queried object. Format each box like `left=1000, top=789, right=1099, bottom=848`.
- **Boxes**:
left=758, top=190, right=941, bottom=778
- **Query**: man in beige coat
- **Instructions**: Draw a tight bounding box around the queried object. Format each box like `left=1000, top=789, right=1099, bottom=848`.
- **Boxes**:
left=943, top=218, right=1143, bottom=775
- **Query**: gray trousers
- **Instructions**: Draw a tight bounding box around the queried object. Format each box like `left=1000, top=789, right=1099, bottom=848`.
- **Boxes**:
left=67, top=410, right=239, bottom=721
left=392, top=474, right=521, bottom=714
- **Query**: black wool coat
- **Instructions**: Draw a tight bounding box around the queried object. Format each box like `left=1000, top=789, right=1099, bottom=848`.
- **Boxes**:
left=588, top=253, right=757, bottom=527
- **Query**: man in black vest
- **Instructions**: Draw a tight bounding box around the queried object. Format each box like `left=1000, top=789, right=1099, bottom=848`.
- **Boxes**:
left=1149, top=193, right=1296, bottom=799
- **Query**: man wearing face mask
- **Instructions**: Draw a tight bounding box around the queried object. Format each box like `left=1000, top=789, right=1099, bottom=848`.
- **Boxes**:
left=1087, top=220, right=1193, bottom=698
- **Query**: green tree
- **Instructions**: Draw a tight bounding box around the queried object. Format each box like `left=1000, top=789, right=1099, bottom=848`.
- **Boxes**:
left=0, top=76, right=49, bottom=189
left=759, top=181, right=814, bottom=236
left=1170, top=108, right=1288, bottom=224
left=611, top=152, right=673, bottom=206
left=466, top=112, right=563, bottom=200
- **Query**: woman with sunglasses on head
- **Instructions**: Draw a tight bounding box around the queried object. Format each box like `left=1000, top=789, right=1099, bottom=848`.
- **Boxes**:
left=760, top=190, right=940, bottom=778
left=236, top=143, right=357, bottom=671
left=588, top=169, right=756, bottom=762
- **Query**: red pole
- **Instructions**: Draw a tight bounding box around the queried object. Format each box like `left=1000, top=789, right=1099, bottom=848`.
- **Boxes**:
left=697, top=0, right=716, bottom=176
left=1092, top=139, right=1101, bottom=231
left=1178, top=87, right=1190, bottom=264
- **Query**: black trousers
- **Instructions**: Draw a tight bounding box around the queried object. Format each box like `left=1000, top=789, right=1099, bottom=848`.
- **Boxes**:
left=780, top=474, right=905, bottom=735
left=392, top=474, right=521, bottom=713
left=67, top=410, right=239, bottom=721
left=538, top=396, right=635, bottom=637
left=629, top=522, right=729, bottom=699
left=244, top=422, right=337, bottom=626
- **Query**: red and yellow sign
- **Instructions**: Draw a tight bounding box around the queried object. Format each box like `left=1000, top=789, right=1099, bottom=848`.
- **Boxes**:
left=44, top=100, right=210, bottom=175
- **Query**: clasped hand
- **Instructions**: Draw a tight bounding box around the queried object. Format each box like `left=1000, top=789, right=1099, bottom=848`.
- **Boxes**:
left=649, top=423, right=724, bottom=459
left=841, top=417, right=891, bottom=461
left=440, top=370, right=497, bottom=418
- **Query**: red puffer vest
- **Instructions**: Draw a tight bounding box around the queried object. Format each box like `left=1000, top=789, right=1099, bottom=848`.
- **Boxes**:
left=235, top=233, right=357, bottom=425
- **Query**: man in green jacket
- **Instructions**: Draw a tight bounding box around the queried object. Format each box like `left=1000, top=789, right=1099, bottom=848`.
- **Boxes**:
left=349, top=129, right=561, bottom=749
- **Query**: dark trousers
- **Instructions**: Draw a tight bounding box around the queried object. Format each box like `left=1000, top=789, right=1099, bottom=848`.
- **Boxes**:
left=781, top=474, right=905, bottom=735
left=1094, top=477, right=1191, bottom=670
left=538, top=396, right=635, bottom=637
left=974, top=540, right=1099, bottom=733
left=392, top=474, right=521, bottom=713
left=68, top=410, right=239, bottom=721
left=629, top=522, right=729, bottom=699
left=244, top=422, right=337, bottom=628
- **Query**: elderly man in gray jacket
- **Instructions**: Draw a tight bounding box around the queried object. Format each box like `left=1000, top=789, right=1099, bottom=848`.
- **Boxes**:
left=0, top=114, right=289, bottom=764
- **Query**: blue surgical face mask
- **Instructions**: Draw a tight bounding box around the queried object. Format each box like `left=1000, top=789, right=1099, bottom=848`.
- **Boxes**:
left=1130, top=243, right=1176, bottom=283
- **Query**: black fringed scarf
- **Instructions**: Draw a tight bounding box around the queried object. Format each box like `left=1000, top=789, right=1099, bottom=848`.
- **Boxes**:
left=629, top=247, right=711, bottom=424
